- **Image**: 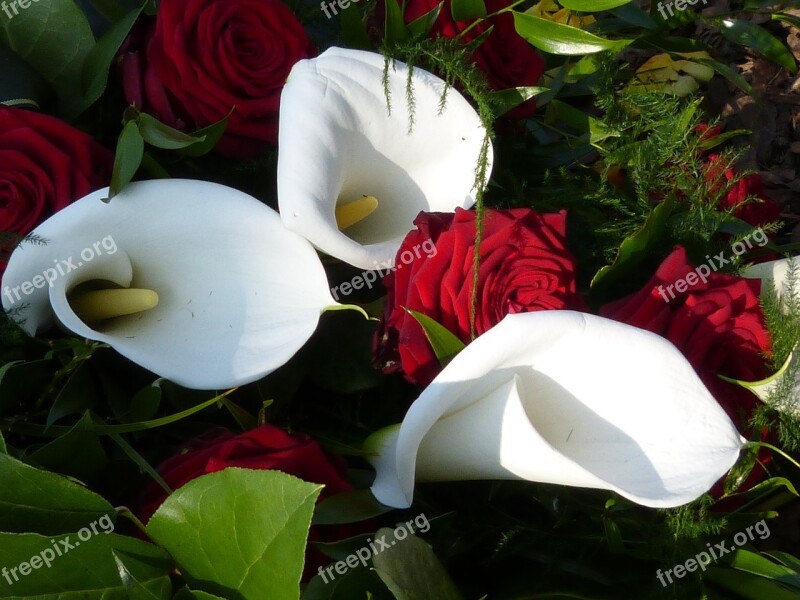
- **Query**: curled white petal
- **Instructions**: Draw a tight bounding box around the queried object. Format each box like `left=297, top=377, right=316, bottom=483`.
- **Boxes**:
left=2, top=180, right=333, bottom=390
left=368, top=311, right=745, bottom=509
left=278, top=47, right=492, bottom=270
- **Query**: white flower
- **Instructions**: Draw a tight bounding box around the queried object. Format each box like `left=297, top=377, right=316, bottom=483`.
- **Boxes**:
left=2, top=180, right=333, bottom=390
left=277, top=47, right=492, bottom=270
left=367, top=311, right=744, bottom=509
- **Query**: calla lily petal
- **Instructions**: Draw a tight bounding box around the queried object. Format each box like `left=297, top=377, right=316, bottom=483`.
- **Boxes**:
left=1, top=180, right=333, bottom=390
left=742, top=257, right=796, bottom=302
left=278, top=47, right=492, bottom=270
left=367, top=311, right=745, bottom=509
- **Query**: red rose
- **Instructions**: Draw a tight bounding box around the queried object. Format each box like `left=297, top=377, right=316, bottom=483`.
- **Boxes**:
left=0, top=106, right=113, bottom=261
left=136, top=425, right=353, bottom=580
left=119, top=0, right=315, bottom=158
left=400, top=0, right=546, bottom=118
left=600, top=247, right=771, bottom=426
left=705, top=154, right=781, bottom=228
left=376, top=207, right=585, bottom=386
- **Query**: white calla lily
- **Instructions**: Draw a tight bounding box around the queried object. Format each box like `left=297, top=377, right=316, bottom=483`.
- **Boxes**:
left=1, top=180, right=333, bottom=390
left=277, top=47, right=492, bottom=270
left=367, top=311, right=745, bottom=509
left=742, top=257, right=797, bottom=304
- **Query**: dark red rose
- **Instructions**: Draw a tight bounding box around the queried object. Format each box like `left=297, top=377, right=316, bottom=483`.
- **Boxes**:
left=400, top=0, right=546, bottom=118
left=119, top=0, right=315, bottom=158
left=705, top=154, right=781, bottom=228
left=376, top=207, right=585, bottom=386
left=0, top=106, right=113, bottom=262
left=600, top=247, right=771, bottom=426
left=136, top=425, right=354, bottom=580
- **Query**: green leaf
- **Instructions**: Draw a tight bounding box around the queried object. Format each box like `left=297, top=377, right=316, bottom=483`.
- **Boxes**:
left=109, top=120, right=144, bottom=198
left=313, top=489, right=394, bottom=525
left=26, top=413, right=107, bottom=483
left=487, top=86, right=548, bottom=116
left=79, top=6, right=143, bottom=115
left=47, top=361, right=97, bottom=425
left=130, top=378, right=164, bottom=422
left=372, top=527, right=463, bottom=600
left=340, top=2, right=371, bottom=50
left=611, top=3, right=657, bottom=30
left=112, top=550, right=172, bottom=600
left=773, top=12, right=800, bottom=30
left=173, top=588, right=227, bottom=600
left=0, top=0, right=95, bottom=117
left=0, top=43, right=51, bottom=109
left=727, top=549, right=800, bottom=587
left=450, top=0, right=486, bottom=21
left=405, top=309, right=465, bottom=366
left=513, top=12, right=631, bottom=55
left=408, top=2, right=444, bottom=39
left=0, top=431, right=5, bottom=454
left=384, top=0, right=408, bottom=45
left=693, top=56, right=754, bottom=95
left=716, top=19, right=797, bottom=74
left=590, top=197, right=675, bottom=299
left=137, top=113, right=206, bottom=150
left=0, top=452, right=115, bottom=535
left=0, top=358, right=52, bottom=416
left=146, top=468, right=323, bottom=600
left=558, top=0, right=631, bottom=10
left=178, top=115, right=230, bottom=157
left=0, top=533, right=172, bottom=598
left=719, top=350, right=796, bottom=406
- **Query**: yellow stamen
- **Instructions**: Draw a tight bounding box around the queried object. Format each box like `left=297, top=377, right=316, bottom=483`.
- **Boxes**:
left=335, top=196, right=379, bottom=230
left=71, top=288, right=159, bottom=323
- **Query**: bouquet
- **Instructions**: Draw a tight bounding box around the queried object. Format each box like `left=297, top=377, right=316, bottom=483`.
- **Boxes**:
left=1, top=0, right=799, bottom=598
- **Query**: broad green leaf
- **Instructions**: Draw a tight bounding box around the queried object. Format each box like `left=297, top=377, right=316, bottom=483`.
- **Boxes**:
left=698, top=128, right=750, bottom=151
left=727, top=549, right=800, bottom=587
left=764, top=552, right=800, bottom=572
left=548, top=99, right=620, bottom=146
left=406, top=309, right=466, bottom=366
left=488, top=86, right=548, bottom=116
left=451, top=0, right=486, bottom=21
left=130, top=379, right=164, bottom=422
left=0, top=431, right=5, bottom=454
left=112, top=550, right=172, bottom=600
left=408, top=2, right=444, bottom=39
left=0, top=452, right=115, bottom=535
left=513, top=12, right=631, bottom=55
left=313, top=489, right=393, bottom=526
left=716, top=19, right=797, bottom=74
left=706, top=566, right=800, bottom=600
left=26, top=413, right=107, bottom=482
left=79, top=6, right=143, bottom=115
left=590, top=198, right=675, bottom=300
left=559, top=0, right=631, bottom=10
left=146, top=468, right=323, bottom=600
left=0, top=0, right=95, bottom=117
left=612, top=3, right=657, bottom=30
left=372, top=527, right=463, bottom=600
left=0, top=44, right=51, bottom=109
left=0, top=533, right=172, bottom=598
left=137, top=113, right=207, bottom=150
left=109, top=120, right=144, bottom=198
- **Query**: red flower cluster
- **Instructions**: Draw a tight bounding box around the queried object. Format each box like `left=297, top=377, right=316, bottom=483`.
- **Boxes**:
left=119, top=0, right=315, bottom=158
